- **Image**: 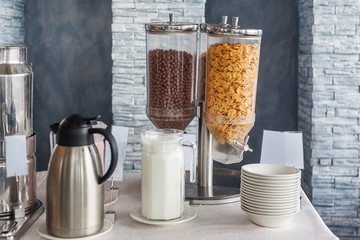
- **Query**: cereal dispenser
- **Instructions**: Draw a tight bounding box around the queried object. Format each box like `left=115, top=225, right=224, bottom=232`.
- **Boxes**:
left=205, top=16, right=262, bottom=157
left=205, top=17, right=262, bottom=164
left=186, top=17, right=262, bottom=204
left=145, top=14, right=198, bottom=130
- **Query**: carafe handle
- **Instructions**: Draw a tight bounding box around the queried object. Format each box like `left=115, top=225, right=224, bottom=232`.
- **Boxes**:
left=89, top=128, right=118, bottom=184
left=182, top=140, right=197, bottom=183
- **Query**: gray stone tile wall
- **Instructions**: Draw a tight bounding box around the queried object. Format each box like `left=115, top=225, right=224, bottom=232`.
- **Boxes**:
left=112, top=0, right=206, bottom=171
left=0, top=0, right=25, bottom=45
left=299, top=0, right=360, bottom=239
left=298, top=0, right=314, bottom=199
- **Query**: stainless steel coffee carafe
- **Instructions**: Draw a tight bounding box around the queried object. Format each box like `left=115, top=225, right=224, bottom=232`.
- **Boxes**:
left=0, top=46, right=36, bottom=218
left=47, top=114, right=118, bottom=238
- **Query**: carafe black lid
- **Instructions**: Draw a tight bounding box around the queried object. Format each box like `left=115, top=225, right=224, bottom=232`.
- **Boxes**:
left=55, top=114, right=95, bottom=147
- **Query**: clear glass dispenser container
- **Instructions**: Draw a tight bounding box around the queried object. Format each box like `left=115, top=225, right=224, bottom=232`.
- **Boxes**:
left=145, top=14, right=198, bottom=130
left=204, top=18, right=262, bottom=164
left=198, top=17, right=229, bottom=103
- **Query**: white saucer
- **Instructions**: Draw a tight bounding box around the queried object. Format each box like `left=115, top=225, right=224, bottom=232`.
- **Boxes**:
left=130, top=205, right=197, bottom=226
left=37, top=219, right=113, bottom=240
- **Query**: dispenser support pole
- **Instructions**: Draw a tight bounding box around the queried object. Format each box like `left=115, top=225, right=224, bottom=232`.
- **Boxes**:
left=186, top=102, right=240, bottom=204
left=197, top=102, right=213, bottom=187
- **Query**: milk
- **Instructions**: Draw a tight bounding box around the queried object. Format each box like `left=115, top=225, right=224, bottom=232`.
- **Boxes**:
left=141, top=131, right=185, bottom=220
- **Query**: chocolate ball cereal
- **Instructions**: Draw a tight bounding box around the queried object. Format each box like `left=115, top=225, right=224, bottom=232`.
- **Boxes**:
left=147, top=49, right=196, bottom=130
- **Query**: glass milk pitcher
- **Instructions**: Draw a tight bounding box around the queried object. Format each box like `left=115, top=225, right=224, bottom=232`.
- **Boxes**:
left=141, top=129, right=196, bottom=220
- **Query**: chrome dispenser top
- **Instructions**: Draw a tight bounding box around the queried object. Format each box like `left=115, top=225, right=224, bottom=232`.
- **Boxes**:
left=0, top=46, right=27, bottom=64
left=145, top=13, right=198, bottom=32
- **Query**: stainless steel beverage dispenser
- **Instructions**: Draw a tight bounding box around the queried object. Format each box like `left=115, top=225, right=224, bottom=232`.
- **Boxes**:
left=0, top=46, right=43, bottom=239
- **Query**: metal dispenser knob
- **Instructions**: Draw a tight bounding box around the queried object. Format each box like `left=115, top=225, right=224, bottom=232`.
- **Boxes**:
left=234, top=135, right=253, bottom=160
left=232, top=16, right=239, bottom=27
left=169, top=13, right=175, bottom=23
left=221, top=16, right=228, bottom=25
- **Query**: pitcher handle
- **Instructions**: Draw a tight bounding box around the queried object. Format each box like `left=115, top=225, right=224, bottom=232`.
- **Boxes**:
left=89, top=128, right=118, bottom=184
left=182, top=140, right=197, bottom=183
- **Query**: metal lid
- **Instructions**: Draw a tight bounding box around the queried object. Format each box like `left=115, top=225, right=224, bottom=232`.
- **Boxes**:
left=207, top=16, right=262, bottom=36
left=200, top=16, right=229, bottom=32
left=145, top=13, right=198, bottom=32
left=0, top=46, right=27, bottom=64
left=52, top=114, right=99, bottom=147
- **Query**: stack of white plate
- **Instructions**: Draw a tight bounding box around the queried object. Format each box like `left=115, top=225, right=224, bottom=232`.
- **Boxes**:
left=240, top=164, right=301, bottom=228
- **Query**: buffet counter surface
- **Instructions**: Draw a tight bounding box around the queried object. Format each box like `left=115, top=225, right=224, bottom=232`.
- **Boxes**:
left=23, top=172, right=338, bottom=240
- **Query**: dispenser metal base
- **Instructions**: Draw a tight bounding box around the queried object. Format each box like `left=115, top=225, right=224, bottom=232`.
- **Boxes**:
left=0, top=200, right=44, bottom=239
left=186, top=168, right=241, bottom=205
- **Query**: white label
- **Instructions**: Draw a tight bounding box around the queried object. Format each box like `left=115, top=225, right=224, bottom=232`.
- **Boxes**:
left=105, top=126, right=128, bottom=181
left=284, top=132, right=304, bottom=169
left=5, top=135, right=28, bottom=177
left=260, top=130, right=304, bottom=169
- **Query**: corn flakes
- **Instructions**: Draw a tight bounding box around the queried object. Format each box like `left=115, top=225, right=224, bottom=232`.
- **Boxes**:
left=204, top=42, right=260, bottom=145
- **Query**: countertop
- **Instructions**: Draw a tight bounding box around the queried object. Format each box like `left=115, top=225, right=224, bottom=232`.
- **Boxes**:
left=23, top=172, right=338, bottom=240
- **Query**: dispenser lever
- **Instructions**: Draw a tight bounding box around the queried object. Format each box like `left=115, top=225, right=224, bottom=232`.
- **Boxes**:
left=234, top=135, right=253, bottom=160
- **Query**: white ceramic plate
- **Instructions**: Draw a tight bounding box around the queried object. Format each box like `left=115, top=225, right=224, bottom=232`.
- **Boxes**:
left=241, top=183, right=300, bottom=193
left=241, top=202, right=300, bottom=215
left=241, top=202, right=299, bottom=212
left=242, top=164, right=301, bottom=179
left=241, top=193, right=299, bottom=203
left=242, top=173, right=301, bottom=182
left=37, top=219, right=113, bottom=240
left=241, top=203, right=300, bottom=216
left=241, top=180, right=299, bottom=192
left=241, top=193, right=299, bottom=205
left=130, top=205, right=197, bottom=226
left=241, top=183, right=300, bottom=197
left=241, top=190, right=300, bottom=202
left=241, top=180, right=300, bottom=193
left=241, top=203, right=299, bottom=215
left=242, top=207, right=300, bottom=228
left=241, top=168, right=300, bottom=179
left=241, top=174, right=301, bottom=187
left=241, top=168, right=301, bottom=181
left=241, top=197, right=299, bottom=209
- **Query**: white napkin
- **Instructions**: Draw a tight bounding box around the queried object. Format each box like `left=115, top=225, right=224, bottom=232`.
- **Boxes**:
left=260, top=130, right=304, bottom=169
left=105, top=125, right=128, bottom=181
